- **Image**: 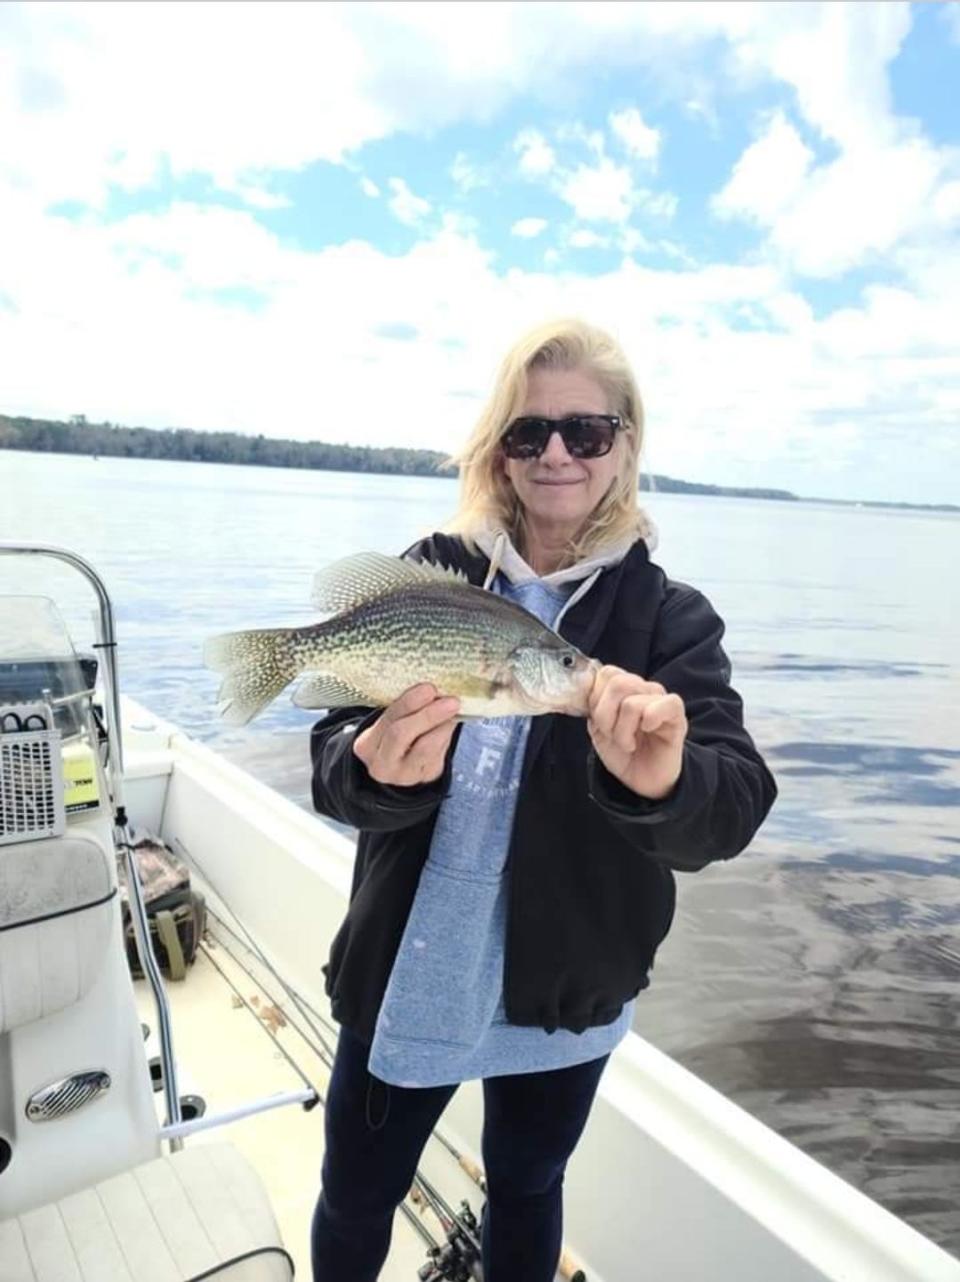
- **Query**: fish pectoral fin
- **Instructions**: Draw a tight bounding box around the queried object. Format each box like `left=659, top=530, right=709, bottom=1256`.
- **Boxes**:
left=311, top=551, right=469, bottom=613
left=292, top=673, right=371, bottom=709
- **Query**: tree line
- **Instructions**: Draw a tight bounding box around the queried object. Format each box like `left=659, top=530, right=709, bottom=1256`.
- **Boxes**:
left=0, top=413, right=451, bottom=477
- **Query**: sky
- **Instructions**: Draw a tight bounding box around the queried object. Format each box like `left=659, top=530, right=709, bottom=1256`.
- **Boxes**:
left=1, top=1, right=958, bottom=504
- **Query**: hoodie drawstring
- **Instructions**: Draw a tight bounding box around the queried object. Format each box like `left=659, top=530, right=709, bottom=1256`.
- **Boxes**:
left=482, top=530, right=507, bottom=590
left=553, top=566, right=603, bottom=630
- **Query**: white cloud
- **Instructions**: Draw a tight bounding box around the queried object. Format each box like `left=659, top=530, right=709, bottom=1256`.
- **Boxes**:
left=695, top=6, right=959, bottom=287
left=518, top=119, right=675, bottom=227
left=215, top=177, right=291, bottom=211
left=556, top=122, right=606, bottom=158
left=709, top=3, right=960, bottom=281
left=0, top=1, right=923, bottom=219
left=608, top=107, right=661, bottom=162
left=511, top=217, right=548, bottom=238
left=637, top=189, right=678, bottom=220
left=450, top=152, right=488, bottom=193
left=568, top=229, right=609, bottom=249
left=724, top=2, right=913, bottom=152
left=0, top=4, right=388, bottom=207
left=558, top=157, right=635, bottom=223
left=933, top=181, right=960, bottom=226
left=713, top=112, right=814, bottom=223
left=386, top=177, right=431, bottom=227
left=768, top=139, right=945, bottom=276
left=0, top=1, right=925, bottom=245
left=715, top=111, right=953, bottom=277
left=682, top=97, right=718, bottom=130
left=441, top=210, right=480, bottom=237
left=619, top=227, right=653, bottom=255
left=514, top=128, right=556, bottom=177
left=360, top=177, right=381, bottom=198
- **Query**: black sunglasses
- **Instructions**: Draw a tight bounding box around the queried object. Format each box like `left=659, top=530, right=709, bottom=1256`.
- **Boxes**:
left=500, top=414, right=622, bottom=460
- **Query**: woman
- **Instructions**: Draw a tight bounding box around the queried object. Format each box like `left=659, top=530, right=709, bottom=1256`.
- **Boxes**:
left=309, top=318, right=777, bottom=1281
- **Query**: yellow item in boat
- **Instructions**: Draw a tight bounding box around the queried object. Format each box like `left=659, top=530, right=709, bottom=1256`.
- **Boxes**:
left=62, top=741, right=100, bottom=814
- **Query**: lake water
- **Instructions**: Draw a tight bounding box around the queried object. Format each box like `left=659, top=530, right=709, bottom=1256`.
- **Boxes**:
left=2, top=449, right=959, bottom=1256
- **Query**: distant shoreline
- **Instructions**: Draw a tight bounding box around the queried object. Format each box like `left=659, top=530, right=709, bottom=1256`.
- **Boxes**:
left=2, top=412, right=957, bottom=515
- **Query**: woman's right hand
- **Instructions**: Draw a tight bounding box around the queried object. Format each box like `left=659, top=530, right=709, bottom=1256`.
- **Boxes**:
left=353, top=684, right=461, bottom=787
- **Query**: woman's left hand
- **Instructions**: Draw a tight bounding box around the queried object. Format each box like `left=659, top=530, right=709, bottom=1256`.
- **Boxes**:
left=587, top=665, right=688, bottom=801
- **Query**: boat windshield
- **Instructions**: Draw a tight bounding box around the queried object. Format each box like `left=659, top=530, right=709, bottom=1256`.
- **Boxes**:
left=0, top=596, right=97, bottom=739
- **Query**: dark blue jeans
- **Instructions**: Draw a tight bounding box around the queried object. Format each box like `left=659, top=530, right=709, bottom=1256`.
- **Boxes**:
left=311, top=1025, right=609, bottom=1281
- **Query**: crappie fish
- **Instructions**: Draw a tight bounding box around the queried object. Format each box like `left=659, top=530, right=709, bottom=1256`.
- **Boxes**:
left=204, top=551, right=599, bottom=726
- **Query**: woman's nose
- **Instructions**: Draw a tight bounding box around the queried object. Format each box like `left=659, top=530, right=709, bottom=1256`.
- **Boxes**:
left=540, top=427, right=573, bottom=463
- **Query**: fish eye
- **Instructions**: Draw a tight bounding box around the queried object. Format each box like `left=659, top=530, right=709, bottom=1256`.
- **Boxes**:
left=561, top=654, right=575, bottom=669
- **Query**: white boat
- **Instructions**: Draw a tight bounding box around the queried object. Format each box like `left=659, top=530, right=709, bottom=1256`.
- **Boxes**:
left=1, top=542, right=958, bottom=1282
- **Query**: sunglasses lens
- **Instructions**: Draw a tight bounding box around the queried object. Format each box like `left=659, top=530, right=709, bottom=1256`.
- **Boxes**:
left=502, top=420, right=549, bottom=459
left=564, top=417, right=616, bottom=458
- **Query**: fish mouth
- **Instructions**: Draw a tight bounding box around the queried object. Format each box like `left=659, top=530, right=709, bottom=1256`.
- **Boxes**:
left=560, top=658, right=601, bottom=716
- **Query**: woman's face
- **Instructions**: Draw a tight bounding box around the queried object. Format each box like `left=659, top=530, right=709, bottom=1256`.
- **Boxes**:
left=500, top=366, right=622, bottom=539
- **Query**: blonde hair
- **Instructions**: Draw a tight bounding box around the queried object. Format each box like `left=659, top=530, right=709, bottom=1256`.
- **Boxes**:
left=443, top=317, right=650, bottom=566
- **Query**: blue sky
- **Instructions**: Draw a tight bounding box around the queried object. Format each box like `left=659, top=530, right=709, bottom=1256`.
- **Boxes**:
left=1, top=1, right=958, bottom=503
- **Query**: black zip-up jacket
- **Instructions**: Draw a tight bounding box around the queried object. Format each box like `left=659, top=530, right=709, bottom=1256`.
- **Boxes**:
left=311, top=533, right=777, bottom=1042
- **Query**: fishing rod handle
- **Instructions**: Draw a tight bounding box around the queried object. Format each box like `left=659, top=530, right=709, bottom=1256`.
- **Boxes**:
left=447, top=1148, right=585, bottom=1278
left=559, top=1246, right=588, bottom=1281
left=458, top=1153, right=486, bottom=1188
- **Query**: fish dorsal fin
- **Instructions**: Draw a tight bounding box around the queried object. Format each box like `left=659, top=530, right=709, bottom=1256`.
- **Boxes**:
left=311, top=551, right=469, bottom=615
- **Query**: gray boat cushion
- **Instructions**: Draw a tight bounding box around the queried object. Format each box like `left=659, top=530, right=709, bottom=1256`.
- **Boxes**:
left=0, top=1143, right=294, bottom=1281
left=0, top=836, right=114, bottom=1033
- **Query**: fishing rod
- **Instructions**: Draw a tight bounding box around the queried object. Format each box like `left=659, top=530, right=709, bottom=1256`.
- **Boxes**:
left=414, top=1170, right=481, bottom=1256
left=410, top=1177, right=483, bottom=1282
left=208, top=908, right=589, bottom=1280
left=196, top=939, right=460, bottom=1272
left=423, top=1129, right=587, bottom=1282
left=187, top=893, right=486, bottom=1276
left=190, top=889, right=589, bottom=1280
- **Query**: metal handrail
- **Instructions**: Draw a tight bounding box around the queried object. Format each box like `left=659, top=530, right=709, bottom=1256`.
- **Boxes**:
left=0, top=542, right=182, bottom=1143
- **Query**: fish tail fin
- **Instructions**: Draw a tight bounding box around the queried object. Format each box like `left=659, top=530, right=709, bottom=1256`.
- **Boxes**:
left=203, top=628, right=299, bottom=725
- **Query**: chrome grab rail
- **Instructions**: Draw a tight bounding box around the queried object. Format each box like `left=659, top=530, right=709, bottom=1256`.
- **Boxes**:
left=0, top=542, right=182, bottom=1144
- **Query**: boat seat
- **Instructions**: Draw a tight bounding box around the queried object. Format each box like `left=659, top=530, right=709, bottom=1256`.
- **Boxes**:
left=0, top=1142, right=295, bottom=1282
left=0, top=834, right=114, bottom=1033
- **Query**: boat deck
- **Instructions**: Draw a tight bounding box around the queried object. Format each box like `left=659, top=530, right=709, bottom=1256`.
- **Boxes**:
left=133, top=929, right=455, bottom=1281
